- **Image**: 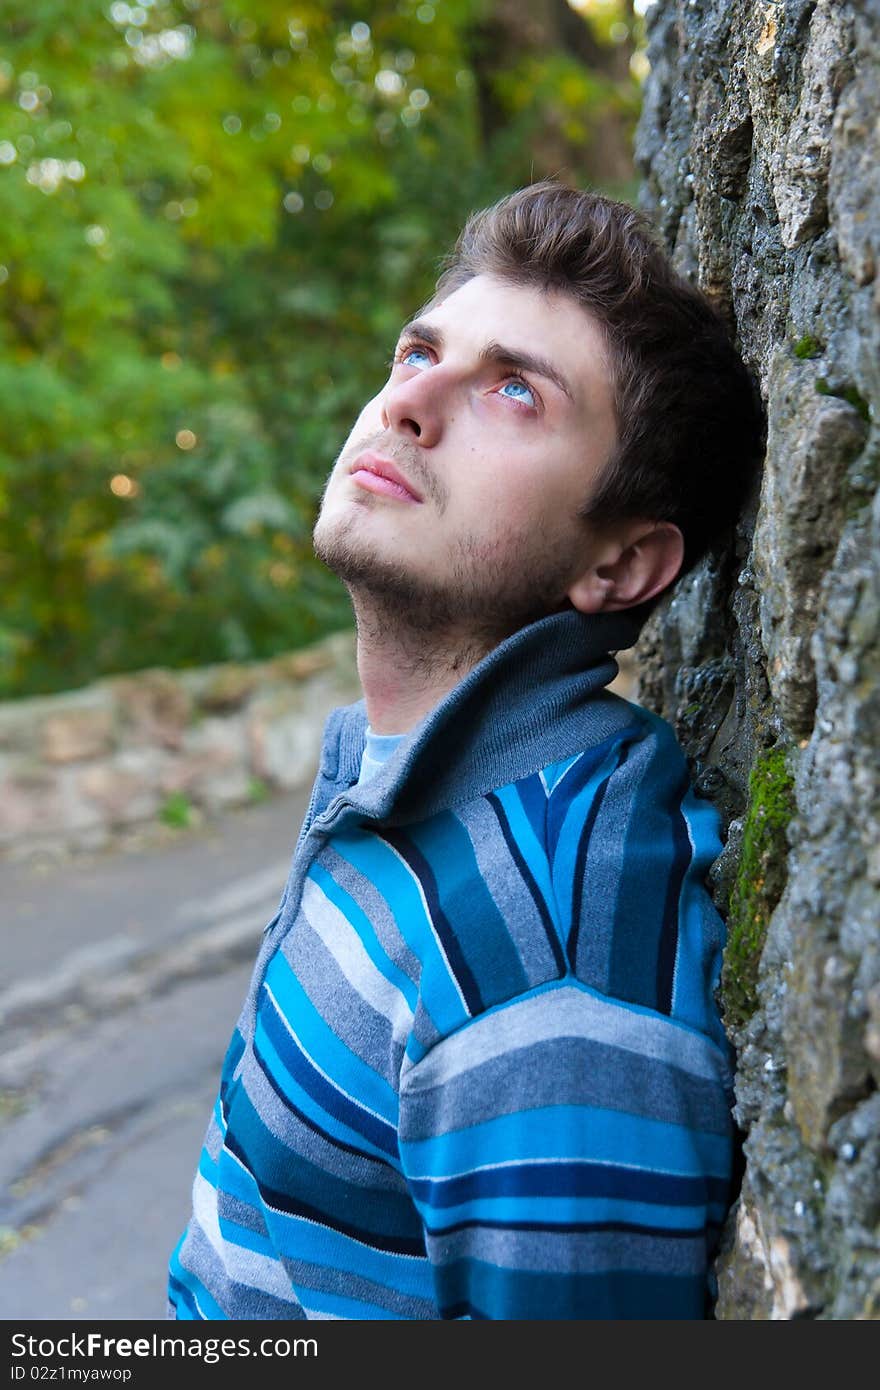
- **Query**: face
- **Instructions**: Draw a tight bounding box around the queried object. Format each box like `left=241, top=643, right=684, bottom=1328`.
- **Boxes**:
left=312, top=272, right=619, bottom=642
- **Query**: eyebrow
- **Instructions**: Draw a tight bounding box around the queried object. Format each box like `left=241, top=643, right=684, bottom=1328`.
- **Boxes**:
left=396, top=319, right=574, bottom=402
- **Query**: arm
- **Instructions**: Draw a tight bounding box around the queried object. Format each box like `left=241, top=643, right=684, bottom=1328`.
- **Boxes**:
left=398, top=982, right=735, bottom=1319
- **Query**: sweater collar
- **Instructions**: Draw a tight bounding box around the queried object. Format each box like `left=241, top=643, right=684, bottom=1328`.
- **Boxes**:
left=319, top=605, right=645, bottom=826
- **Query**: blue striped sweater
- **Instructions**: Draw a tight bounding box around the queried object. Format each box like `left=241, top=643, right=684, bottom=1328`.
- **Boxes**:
left=168, top=607, right=737, bottom=1321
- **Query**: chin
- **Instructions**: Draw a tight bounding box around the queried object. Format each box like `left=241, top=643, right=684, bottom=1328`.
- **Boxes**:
left=313, top=491, right=356, bottom=541
left=312, top=511, right=341, bottom=561
left=313, top=510, right=379, bottom=579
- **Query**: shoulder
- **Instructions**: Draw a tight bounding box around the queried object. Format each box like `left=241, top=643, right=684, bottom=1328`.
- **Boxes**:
left=542, top=699, right=728, bottom=1038
left=543, top=698, right=721, bottom=879
left=391, top=702, right=727, bottom=1046
left=544, top=699, right=692, bottom=811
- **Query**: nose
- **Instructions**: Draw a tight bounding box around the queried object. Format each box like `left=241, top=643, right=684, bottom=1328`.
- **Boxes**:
left=380, top=366, right=444, bottom=448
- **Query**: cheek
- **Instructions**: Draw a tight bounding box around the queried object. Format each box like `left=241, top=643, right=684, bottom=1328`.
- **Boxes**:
left=340, top=396, right=385, bottom=454
left=463, top=459, right=555, bottom=532
left=358, top=394, right=386, bottom=431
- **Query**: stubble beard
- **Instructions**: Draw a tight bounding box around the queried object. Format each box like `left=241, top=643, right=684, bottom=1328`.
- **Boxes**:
left=313, top=487, right=581, bottom=668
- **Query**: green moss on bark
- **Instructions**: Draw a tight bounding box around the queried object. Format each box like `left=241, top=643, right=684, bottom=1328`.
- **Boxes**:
left=721, top=746, right=796, bottom=1029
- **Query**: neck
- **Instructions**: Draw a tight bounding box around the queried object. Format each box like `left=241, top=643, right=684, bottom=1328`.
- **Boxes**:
left=351, top=596, right=498, bottom=735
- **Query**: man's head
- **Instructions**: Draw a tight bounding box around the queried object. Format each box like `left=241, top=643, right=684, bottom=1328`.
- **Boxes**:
left=313, top=180, right=763, bottom=645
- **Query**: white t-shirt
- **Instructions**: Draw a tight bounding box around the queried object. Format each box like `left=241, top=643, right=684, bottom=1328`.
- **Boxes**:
left=357, top=725, right=404, bottom=785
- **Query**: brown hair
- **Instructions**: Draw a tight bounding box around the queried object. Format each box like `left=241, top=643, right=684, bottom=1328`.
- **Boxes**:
left=429, top=179, right=765, bottom=601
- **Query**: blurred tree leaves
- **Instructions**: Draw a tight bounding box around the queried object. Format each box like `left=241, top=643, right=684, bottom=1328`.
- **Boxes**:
left=0, top=0, right=645, bottom=696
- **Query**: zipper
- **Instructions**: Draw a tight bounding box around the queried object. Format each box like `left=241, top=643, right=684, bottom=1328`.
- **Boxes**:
left=297, top=774, right=325, bottom=845
left=312, top=793, right=360, bottom=833
left=263, top=791, right=358, bottom=942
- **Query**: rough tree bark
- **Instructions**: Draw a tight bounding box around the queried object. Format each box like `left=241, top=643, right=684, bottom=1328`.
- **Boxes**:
left=632, top=0, right=879, bottom=1318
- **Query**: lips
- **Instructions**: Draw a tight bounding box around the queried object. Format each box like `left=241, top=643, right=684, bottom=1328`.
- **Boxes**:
left=349, top=450, right=423, bottom=503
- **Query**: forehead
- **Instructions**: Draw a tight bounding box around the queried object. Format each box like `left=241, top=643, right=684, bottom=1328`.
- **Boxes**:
left=413, top=273, right=614, bottom=410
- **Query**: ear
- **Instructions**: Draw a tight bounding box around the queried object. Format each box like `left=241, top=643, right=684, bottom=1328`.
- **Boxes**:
left=566, top=519, right=685, bottom=614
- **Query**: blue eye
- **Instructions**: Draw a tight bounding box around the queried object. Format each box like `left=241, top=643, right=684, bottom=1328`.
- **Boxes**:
left=499, top=379, right=536, bottom=407
left=401, top=346, right=431, bottom=368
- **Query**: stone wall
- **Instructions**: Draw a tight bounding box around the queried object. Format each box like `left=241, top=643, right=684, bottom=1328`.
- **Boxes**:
left=633, top=0, right=879, bottom=1318
left=0, top=630, right=361, bottom=864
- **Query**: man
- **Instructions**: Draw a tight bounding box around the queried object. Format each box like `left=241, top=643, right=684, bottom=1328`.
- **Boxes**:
left=168, top=180, right=763, bottom=1320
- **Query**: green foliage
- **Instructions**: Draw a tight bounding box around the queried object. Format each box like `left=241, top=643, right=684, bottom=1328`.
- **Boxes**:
left=159, top=790, right=193, bottom=828
left=0, top=0, right=644, bottom=697
left=248, top=776, right=270, bottom=803
left=721, top=746, right=797, bottom=1030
